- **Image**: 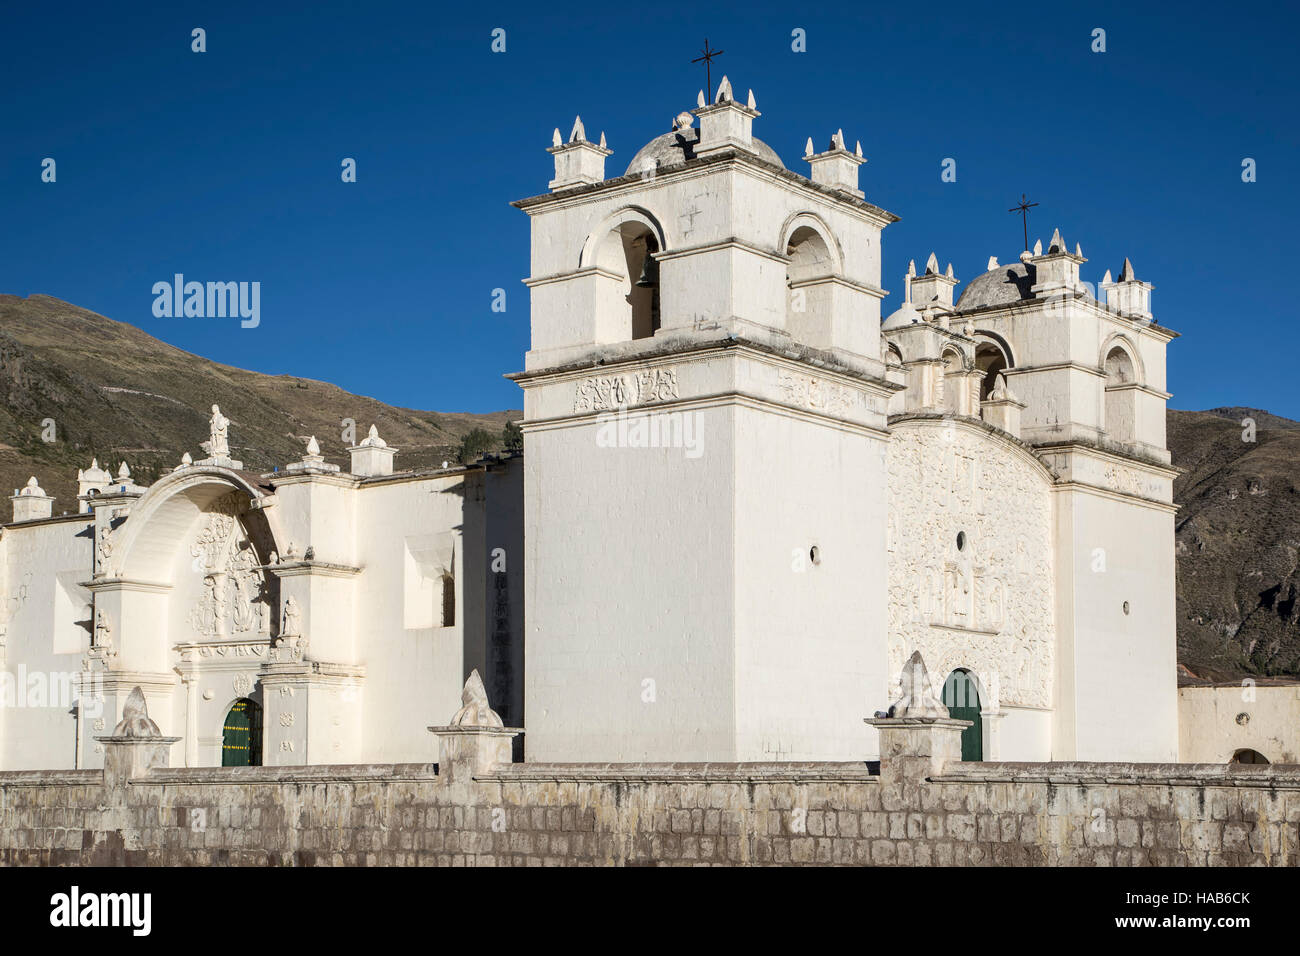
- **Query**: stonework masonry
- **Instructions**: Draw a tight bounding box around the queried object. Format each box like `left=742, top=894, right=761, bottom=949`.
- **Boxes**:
left=3, top=720, right=1297, bottom=866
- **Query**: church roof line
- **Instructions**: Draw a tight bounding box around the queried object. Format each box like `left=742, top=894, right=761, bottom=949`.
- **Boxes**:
left=512, top=146, right=899, bottom=224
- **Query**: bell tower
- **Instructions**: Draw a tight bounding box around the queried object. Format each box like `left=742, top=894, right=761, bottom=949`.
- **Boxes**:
left=511, top=82, right=901, bottom=761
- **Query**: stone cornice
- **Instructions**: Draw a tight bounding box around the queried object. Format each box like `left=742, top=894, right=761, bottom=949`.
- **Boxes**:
left=511, top=147, right=899, bottom=226
left=264, top=471, right=359, bottom=490
left=80, top=576, right=172, bottom=594
left=267, top=560, right=362, bottom=579
left=509, top=332, right=897, bottom=394
left=0, top=512, right=93, bottom=531
left=956, top=291, right=1181, bottom=340
left=1050, top=480, right=1179, bottom=514
left=523, top=265, right=624, bottom=288
left=888, top=412, right=1059, bottom=482
left=655, top=236, right=790, bottom=266
left=1033, top=438, right=1180, bottom=478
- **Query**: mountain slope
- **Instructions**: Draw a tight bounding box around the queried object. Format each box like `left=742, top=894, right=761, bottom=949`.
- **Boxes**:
left=1168, top=407, right=1300, bottom=679
left=0, top=294, right=517, bottom=505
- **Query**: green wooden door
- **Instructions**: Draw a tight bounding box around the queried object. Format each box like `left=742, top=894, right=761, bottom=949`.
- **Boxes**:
left=942, top=670, right=983, bottom=761
left=222, top=699, right=263, bottom=766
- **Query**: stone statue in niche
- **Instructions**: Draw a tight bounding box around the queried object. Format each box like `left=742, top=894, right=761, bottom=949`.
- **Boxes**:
left=282, top=596, right=301, bottom=637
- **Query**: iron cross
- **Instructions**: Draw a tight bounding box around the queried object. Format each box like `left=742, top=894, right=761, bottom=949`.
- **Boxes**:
left=1008, top=194, right=1039, bottom=251
left=692, top=39, right=724, bottom=95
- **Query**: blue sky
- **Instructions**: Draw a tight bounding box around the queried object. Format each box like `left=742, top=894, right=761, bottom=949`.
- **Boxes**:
left=2, top=1, right=1296, bottom=416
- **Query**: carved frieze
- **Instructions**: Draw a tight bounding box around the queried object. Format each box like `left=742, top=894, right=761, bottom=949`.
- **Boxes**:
left=572, top=368, right=679, bottom=413
left=776, top=370, right=862, bottom=416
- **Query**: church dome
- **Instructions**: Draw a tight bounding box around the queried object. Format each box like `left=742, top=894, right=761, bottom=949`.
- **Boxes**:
left=954, top=261, right=1037, bottom=311
left=624, top=127, right=785, bottom=176
left=881, top=301, right=923, bottom=330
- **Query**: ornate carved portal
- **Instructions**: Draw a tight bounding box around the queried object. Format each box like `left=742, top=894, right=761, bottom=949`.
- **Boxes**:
left=186, top=492, right=277, bottom=643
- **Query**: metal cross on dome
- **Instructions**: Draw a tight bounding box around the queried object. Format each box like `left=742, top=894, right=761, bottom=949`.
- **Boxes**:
left=1008, top=193, right=1039, bottom=252
left=692, top=39, right=724, bottom=95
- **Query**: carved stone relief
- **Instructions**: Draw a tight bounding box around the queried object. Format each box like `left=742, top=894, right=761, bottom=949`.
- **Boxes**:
left=886, top=423, right=1055, bottom=709
left=186, top=494, right=275, bottom=641
left=573, top=368, right=679, bottom=413
left=776, top=370, right=862, bottom=415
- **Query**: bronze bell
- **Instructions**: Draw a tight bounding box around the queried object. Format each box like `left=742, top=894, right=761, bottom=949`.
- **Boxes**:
left=634, top=251, right=659, bottom=287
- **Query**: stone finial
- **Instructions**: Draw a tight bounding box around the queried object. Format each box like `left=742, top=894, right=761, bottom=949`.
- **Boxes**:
left=349, top=424, right=398, bottom=476
left=1106, top=257, right=1153, bottom=320
left=913, top=256, right=959, bottom=312
left=551, top=127, right=562, bottom=147
left=1032, top=239, right=1043, bottom=256
left=1101, top=269, right=1113, bottom=284
left=429, top=670, right=521, bottom=778
left=449, top=670, right=504, bottom=728
left=714, top=74, right=733, bottom=103
left=890, top=651, right=949, bottom=718
left=173, top=451, right=193, bottom=472
left=907, top=259, right=917, bottom=278
left=1074, top=242, right=1083, bottom=258
left=987, top=373, right=1022, bottom=405
left=747, top=89, right=756, bottom=110
left=112, top=687, right=163, bottom=738
left=855, top=140, right=863, bottom=158
left=13, top=476, right=54, bottom=521
left=945, top=262, right=954, bottom=278
left=804, top=137, right=814, bottom=158
left=286, top=434, right=340, bottom=475
left=697, top=89, right=706, bottom=108
left=804, top=126, right=865, bottom=198
left=1048, top=228, right=1066, bottom=253
left=674, top=111, right=694, bottom=130
left=987, top=256, right=999, bottom=270
left=117, top=461, right=131, bottom=479
left=547, top=112, right=612, bottom=190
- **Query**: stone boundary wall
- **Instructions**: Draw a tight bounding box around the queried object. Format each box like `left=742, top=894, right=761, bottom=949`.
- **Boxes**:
left=2, top=729, right=1299, bottom=865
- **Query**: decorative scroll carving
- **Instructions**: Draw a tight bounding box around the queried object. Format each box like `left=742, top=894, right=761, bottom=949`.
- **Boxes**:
left=776, top=371, right=861, bottom=415
left=573, top=368, right=679, bottom=413
left=887, top=423, right=1055, bottom=709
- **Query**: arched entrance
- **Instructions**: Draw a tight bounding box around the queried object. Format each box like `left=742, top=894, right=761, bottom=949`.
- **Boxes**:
left=221, top=698, right=263, bottom=766
left=942, top=669, right=983, bottom=761
left=1230, top=748, right=1269, bottom=765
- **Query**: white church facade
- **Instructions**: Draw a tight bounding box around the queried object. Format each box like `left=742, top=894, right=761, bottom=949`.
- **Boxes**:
left=1, top=81, right=1182, bottom=770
